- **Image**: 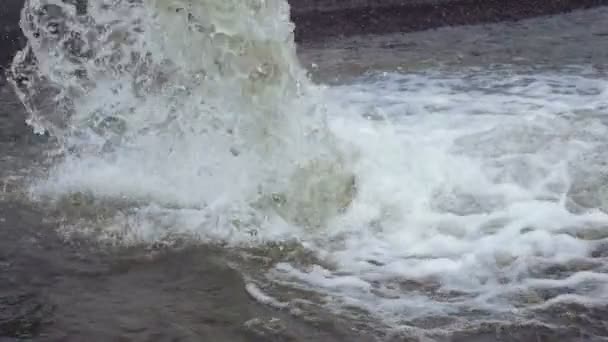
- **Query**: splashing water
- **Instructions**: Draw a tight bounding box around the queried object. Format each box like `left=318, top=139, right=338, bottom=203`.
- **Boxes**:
left=9, top=0, right=608, bottom=335
left=10, top=0, right=356, bottom=235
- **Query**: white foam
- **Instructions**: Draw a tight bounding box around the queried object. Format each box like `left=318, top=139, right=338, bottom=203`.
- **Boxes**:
left=245, top=282, right=289, bottom=309
left=269, top=69, right=608, bottom=325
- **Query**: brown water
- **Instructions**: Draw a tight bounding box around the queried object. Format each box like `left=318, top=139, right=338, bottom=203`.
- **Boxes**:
left=2, top=7, right=608, bottom=342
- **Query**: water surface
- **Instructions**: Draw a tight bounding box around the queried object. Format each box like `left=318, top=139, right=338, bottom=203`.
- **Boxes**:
left=2, top=3, right=608, bottom=341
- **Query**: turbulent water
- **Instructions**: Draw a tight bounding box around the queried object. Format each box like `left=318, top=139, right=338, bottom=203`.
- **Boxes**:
left=8, top=0, right=608, bottom=340
left=10, top=0, right=357, bottom=234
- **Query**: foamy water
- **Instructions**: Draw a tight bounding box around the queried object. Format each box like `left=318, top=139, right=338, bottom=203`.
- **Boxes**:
left=9, top=0, right=608, bottom=335
left=266, top=69, right=608, bottom=331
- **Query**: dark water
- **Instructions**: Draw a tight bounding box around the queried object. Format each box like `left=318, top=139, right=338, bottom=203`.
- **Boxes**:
left=2, top=7, right=608, bottom=342
left=298, top=6, right=608, bottom=81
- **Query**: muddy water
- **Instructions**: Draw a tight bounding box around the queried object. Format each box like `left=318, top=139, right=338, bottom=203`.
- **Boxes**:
left=2, top=7, right=608, bottom=342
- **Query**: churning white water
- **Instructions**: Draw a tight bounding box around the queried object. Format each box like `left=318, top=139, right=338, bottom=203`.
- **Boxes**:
left=270, top=69, right=608, bottom=329
left=10, top=0, right=608, bottom=333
